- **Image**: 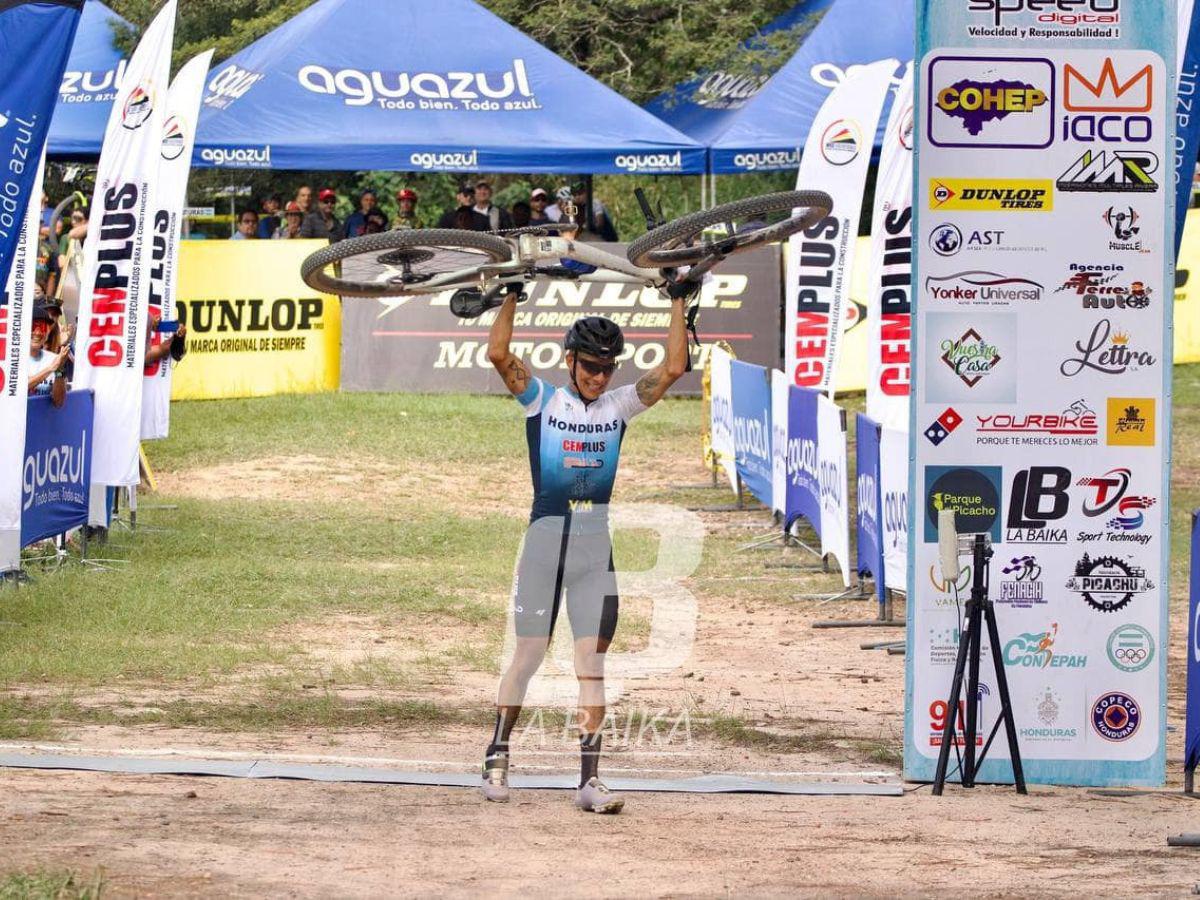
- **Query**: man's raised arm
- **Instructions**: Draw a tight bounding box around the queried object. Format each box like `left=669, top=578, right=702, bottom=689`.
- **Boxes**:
left=635, top=294, right=690, bottom=407
left=487, top=288, right=533, bottom=397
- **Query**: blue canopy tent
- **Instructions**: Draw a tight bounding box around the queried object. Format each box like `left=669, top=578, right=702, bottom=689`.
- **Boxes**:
left=194, top=0, right=704, bottom=174
left=643, top=0, right=835, bottom=152
left=672, top=0, right=913, bottom=174
left=46, top=0, right=131, bottom=158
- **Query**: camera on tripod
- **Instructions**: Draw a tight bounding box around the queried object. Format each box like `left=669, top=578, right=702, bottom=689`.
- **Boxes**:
left=932, top=509, right=1027, bottom=795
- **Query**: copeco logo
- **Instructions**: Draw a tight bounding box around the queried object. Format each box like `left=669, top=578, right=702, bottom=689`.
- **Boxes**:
left=732, top=150, right=799, bottom=171
left=199, top=146, right=272, bottom=168
left=1003, top=623, right=1086, bottom=668
left=1091, top=691, right=1140, bottom=742
left=204, top=63, right=265, bottom=109
left=1066, top=553, right=1154, bottom=613
left=298, top=60, right=537, bottom=111
left=614, top=151, right=684, bottom=173
left=1060, top=318, right=1155, bottom=376
left=1107, top=623, right=1154, bottom=673
left=409, top=150, right=479, bottom=171
left=928, top=56, right=1053, bottom=150
left=925, top=270, right=1043, bottom=305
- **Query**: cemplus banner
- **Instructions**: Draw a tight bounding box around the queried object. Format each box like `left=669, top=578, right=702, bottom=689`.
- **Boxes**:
left=907, top=0, right=1176, bottom=787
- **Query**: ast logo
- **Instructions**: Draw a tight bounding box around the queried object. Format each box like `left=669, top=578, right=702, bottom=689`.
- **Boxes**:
left=923, top=465, right=1003, bottom=543
left=928, top=56, right=1054, bottom=149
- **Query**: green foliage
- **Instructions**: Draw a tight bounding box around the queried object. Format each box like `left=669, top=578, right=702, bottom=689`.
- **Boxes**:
left=0, top=870, right=104, bottom=900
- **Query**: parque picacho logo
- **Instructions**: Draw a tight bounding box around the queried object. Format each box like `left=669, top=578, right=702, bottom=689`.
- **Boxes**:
left=923, top=465, right=1002, bottom=542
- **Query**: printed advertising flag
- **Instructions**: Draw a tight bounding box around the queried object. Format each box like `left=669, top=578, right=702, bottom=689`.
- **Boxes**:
left=817, top=394, right=850, bottom=586
left=0, top=152, right=46, bottom=570
left=730, top=360, right=772, bottom=507
left=855, top=413, right=884, bottom=600
left=866, top=67, right=915, bottom=429
left=21, top=391, right=94, bottom=547
left=907, top=0, right=1175, bottom=787
left=708, top=345, right=739, bottom=495
left=142, top=48, right=213, bottom=440
left=785, top=58, right=895, bottom=394
left=785, top=384, right=821, bottom=535
left=771, top=368, right=789, bottom=517
left=1187, top=511, right=1200, bottom=778
left=880, top=423, right=908, bottom=596
left=0, top=0, right=84, bottom=290
left=73, top=0, right=177, bottom=487
left=1176, top=0, right=1200, bottom=259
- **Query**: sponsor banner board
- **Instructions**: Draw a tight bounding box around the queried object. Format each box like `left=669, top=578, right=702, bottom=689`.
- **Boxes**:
left=856, top=413, right=885, bottom=600
left=21, top=391, right=94, bottom=548
left=171, top=241, right=340, bottom=400
left=340, top=243, right=781, bottom=396
left=907, top=0, right=1175, bottom=786
left=730, top=360, right=773, bottom=507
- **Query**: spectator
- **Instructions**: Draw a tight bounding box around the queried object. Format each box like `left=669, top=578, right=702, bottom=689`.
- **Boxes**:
left=300, top=188, right=342, bottom=241
left=257, top=195, right=282, bottom=238
left=39, top=191, right=52, bottom=232
left=363, top=209, right=389, bottom=234
left=437, top=185, right=490, bottom=230
left=342, top=188, right=379, bottom=239
left=393, top=188, right=426, bottom=230
left=56, top=205, right=88, bottom=317
left=511, top=201, right=531, bottom=228
left=295, top=185, right=314, bottom=215
left=570, top=182, right=618, bottom=242
left=26, top=302, right=69, bottom=405
left=231, top=209, right=259, bottom=239
left=145, top=312, right=188, bottom=368
left=35, top=225, right=60, bottom=300
left=529, top=188, right=555, bottom=225
left=273, top=201, right=305, bottom=239
left=473, top=180, right=512, bottom=231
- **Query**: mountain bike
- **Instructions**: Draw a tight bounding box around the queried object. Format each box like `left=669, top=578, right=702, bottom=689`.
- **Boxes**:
left=300, top=189, right=832, bottom=320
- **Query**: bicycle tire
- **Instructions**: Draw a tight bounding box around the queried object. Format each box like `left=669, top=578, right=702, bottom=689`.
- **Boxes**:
left=300, top=228, right=513, bottom=297
left=626, top=190, right=833, bottom=269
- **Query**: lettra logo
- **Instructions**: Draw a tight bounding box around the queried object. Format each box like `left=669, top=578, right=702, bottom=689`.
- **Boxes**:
left=1059, top=318, right=1155, bottom=376
left=732, top=150, right=799, bottom=171
left=409, top=150, right=478, bottom=171
left=298, top=60, right=536, bottom=111
left=199, top=146, right=272, bottom=168
left=614, top=152, right=684, bottom=173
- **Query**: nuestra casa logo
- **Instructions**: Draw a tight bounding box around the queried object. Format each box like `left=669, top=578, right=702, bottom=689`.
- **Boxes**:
left=198, top=146, right=272, bottom=167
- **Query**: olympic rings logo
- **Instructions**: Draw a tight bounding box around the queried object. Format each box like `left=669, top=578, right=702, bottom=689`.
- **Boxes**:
left=1114, top=647, right=1147, bottom=663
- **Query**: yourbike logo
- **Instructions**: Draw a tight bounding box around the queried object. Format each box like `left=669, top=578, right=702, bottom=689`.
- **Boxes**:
left=199, top=146, right=272, bottom=168
left=614, top=151, right=684, bottom=173
left=410, top=150, right=479, bottom=171
left=299, top=60, right=536, bottom=110
left=732, top=150, right=799, bottom=171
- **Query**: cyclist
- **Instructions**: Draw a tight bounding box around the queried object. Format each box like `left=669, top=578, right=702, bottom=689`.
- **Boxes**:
left=480, top=284, right=690, bottom=813
left=392, top=189, right=426, bottom=231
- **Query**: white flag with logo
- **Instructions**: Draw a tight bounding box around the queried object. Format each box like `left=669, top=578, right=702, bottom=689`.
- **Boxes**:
left=709, top=344, right=738, bottom=495
left=142, top=48, right=212, bottom=441
left=866, top=67, right=914, bottom=429
left=880, top=424, right=908, bottom=593
left=786, top=59, right=896, bottom=395
left=74, top=0, right=176, bottom=487
left=0, top=153, right=45, bottom=570
left=770, top=368, right=788, bottom=516
left=816, top=393, right=850, bottom=587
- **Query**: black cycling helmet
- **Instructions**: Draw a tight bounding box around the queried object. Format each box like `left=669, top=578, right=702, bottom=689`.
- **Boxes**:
left=564, top=316, right=624, bottom=359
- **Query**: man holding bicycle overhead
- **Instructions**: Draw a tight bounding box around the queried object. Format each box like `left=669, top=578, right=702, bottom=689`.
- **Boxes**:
left=481, top=284, right=690, bottom=813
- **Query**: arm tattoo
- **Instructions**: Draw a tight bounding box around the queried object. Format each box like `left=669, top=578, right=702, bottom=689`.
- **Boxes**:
left=636, top=368, right=664, bottom=406
left=505, top=356, right=530, bottom=394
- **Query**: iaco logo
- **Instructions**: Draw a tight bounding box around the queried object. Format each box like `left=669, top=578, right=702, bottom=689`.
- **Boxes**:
left=694, top=70, right=768, bottom=110
left=299, top=60, right=535, bottom=110
left=204, top=64, right=264, bottom=109
left=732, top=149, right=798, bottom=171
left=199, top=146, right=272, bottom=168
left=121, top=84, right=154, bottom=130
left=59, top=59, right=128, bottom=102
left=409, top=150, right=478, bottom=171
left=614, top=151, right=684, bottom=173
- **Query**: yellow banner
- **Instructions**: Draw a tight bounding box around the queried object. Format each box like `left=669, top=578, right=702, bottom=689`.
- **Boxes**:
left=171, top=240, right=340, bottom=400
left=1176, top=209, right=1200, bottom=364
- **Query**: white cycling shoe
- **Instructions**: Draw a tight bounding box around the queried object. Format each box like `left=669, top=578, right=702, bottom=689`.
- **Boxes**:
left=575, top=777, right=625, bottom=814
left=481, top=756, right=510, bottom=803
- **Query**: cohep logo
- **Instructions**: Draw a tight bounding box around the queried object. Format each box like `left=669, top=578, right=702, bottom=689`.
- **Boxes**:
left=923, top=465, right=1003, bottom=543
left=929, top=178, right=1052, bottom=211
left=1106, top=397, right=1155, bottom=446
left=928, top=56, right=1054, bottom=149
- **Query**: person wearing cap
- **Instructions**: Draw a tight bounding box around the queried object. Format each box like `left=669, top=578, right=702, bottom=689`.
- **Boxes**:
left=300, top=188, right=343, bottom=242
left=437, top=184, right=490, bottom=231
left=342, top=188, right=379, bottom=239
left=27, top=302, right=69, bottom=405
left=529, top=188, right=557, bottom=225
left=568, top=182, right=618, bottom=242
left=473, top=180, right=512, bottom=231
left=393, top=189, right=426, bottom=231
left=273, top=202, right=305, bottom=239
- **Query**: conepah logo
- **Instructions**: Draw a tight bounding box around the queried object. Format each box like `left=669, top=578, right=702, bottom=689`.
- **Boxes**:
left=198, top=145, right=272, bottom=168
left=614, top=151, right=684, bottom=173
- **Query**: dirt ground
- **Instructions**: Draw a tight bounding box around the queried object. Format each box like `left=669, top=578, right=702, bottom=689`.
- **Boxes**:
left=4, top=453, right=1200, bottom=897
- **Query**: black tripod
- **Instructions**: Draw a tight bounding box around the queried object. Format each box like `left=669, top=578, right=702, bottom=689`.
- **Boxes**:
left=932, top=534, right=1027, bottom=795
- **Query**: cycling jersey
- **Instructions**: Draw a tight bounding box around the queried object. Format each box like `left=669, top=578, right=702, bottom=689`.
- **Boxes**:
left=515, top=376, right=647, bottom=529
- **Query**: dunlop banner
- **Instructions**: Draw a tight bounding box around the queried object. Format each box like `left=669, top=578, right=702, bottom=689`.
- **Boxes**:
left=172, top=240, right=340, bottom=400
left=340, top=243, right=782, bottom=395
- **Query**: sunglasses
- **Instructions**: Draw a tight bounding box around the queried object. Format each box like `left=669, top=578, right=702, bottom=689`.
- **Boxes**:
left=576, top=357, right=618, bottom=378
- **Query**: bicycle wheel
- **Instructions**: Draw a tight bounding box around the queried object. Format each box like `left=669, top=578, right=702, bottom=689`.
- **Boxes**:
left=300, top=228, right=513, bottom=297
left=626, top=190, right=833, bottom=269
